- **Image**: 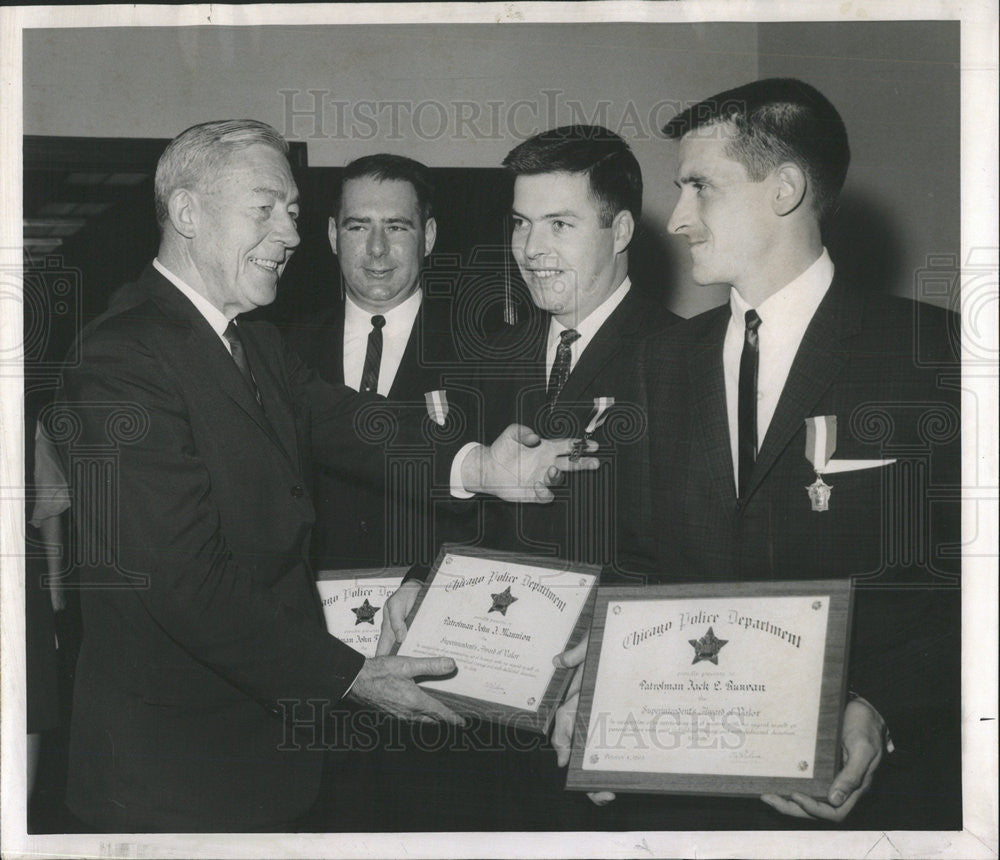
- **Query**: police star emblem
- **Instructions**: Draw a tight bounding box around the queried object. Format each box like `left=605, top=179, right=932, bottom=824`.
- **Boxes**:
left=689, top=627, right=728, bottom=665
left=351, top=598, right=380, bottom=625
left=489, top=586, right=517, bottom=616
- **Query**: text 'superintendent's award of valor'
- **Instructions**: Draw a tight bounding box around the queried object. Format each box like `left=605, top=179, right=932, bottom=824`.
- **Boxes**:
left=567, top=580, right=853, bottom=797
left=395, top=545, right=598, bottom=733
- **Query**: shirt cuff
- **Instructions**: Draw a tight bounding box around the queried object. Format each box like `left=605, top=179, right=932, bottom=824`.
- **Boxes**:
left=342, top=661, right=365, bottom=699
left=450, top=441, right=482, bottom=498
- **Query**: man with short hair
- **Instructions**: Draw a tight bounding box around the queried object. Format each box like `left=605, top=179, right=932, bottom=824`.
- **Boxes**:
left=374, top=126, right=677, bottom=830
left=291, top=154, right=460, bottom=571
left=56, top=119, right=597, bottom=832
left=554, top=79, right=961, bottom=829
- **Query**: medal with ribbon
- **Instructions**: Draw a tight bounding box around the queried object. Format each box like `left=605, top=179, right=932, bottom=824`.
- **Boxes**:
left=569, top=396, right=614, bottom=461
left=424, top=390, right=449, bottom=427
left=804, top=415, right=836, bottom=511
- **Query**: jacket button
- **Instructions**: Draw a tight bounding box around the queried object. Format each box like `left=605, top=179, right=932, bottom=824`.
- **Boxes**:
left=359, top=519, right=368, bottom=532
left=290, top=485, right=304, bottom=498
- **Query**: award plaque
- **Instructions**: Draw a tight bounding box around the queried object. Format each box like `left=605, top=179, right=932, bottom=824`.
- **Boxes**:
left=316, top=567, right=408, bottom=658
left=567, top=580, right=853, bottom=797
left=393, top=545, right=599, bottom=734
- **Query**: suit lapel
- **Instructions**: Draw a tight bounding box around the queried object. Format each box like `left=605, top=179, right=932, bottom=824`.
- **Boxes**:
left=688, top=308, right=736, bottom=500
left=389, top=303, right=427, bottom=399
left=558, top=293, right=639, bottom=407
left=744, top=281, right=861, bottom=501
left=141, top=269, right=297, bottom=468
left=238, top=324, right=300, bottom=470
left=320, top=308, right=346, bottom=386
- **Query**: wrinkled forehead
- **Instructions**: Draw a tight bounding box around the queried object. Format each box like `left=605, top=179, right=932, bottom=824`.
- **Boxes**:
left=209, top=144, right=298, bottom=200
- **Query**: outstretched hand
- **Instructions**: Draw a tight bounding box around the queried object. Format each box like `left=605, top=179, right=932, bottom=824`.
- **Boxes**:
left=461, top=424, right=599, bottom=503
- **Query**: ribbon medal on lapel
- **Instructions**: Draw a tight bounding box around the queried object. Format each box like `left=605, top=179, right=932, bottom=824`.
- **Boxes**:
left=804, top=415, right=836, bottom=511
left=804, top=415, right=899, bottom=511
left=569, top=396, right=614, bottom=461
left=424, top=390, right=448, bottom=427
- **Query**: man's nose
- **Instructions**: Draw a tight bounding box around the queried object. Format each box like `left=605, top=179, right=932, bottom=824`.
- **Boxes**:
left=273, top=209, right=300, bottom=250
left=367, top=227, right=388, bottom=257
left=522, top=224, right=546, bottom=259
left=667, top=190, right=691, bottom=235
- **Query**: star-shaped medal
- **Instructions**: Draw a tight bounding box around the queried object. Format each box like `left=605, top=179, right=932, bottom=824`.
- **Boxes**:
left=351, top=598, right=380, bottom=625
left=689, top=627, right=728, bottom=665
left=489, top=586, right=517, bottom=616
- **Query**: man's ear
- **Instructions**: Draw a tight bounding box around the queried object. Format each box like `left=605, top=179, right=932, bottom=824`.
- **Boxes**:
left=423, top=217, right=437, bottom=257
left=328, top=216, right=339, bottom=255
left=167, top=189, right=198, bottom=239
left=612, top=210, right=635, bottom=255
left=773, top=163, right=808, bottom=216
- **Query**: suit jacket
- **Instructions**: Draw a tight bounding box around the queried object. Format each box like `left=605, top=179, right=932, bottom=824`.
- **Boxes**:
left=288, top=295, right=461, bottom=569
left=611, top=280, right=962, bottom=828
left=465, top=287, right=679, bottom=568
left=57, top=265, right=419, bottom=831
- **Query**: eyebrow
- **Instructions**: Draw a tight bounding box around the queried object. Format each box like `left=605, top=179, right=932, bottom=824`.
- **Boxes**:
left=252, top=186, right=299, bottom=205
left=340, top=215, right=416, bottom=226
left=510, top=208, right=580, bottom=221
left=676, top=173, right=709, bottom=187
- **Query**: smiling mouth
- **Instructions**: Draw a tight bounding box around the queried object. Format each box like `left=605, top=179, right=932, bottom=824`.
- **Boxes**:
left=364, top=268, right=396, bottom=278
left=526, top=268, right=564, bottom=279
left=249, top=256, right=281, bottom=274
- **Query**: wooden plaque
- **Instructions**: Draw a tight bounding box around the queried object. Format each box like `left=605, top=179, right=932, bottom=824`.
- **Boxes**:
left=393, top=544, right=599, bottom=735
left=566, top=579, right=853, bottom=797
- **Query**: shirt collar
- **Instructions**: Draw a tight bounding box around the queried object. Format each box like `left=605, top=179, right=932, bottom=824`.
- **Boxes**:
left=550, top=276, right=631, bottom=343
left=153, top=258, right=231, bottom=338
left=344, top=288, right=423, bottom=332
left=728, top=249, right=834, bottom=328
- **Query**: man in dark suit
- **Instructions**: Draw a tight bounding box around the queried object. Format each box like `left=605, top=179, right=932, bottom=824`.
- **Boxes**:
left=290, top=154, right=460, bottom=571
left=370, top=126, right=678, bottom=831
left=381, top=125, right=678, bottom=641
left=55, top=120, right=597, bottom=832
left=553, top=79, right=961, bottom=829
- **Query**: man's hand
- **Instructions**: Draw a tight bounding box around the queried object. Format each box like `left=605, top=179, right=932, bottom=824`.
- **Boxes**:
left=550, top=634, right=615, bottom=805
left=761, top=697, right=886, bottom=821
left=375, top=580, right=423, bottom=656
left=460, top=424, right=599, bottom=503
left=347, top=655, right=464, bottom=725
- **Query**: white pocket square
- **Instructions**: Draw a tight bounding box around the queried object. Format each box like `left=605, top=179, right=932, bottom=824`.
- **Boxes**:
left=820, top=458, right=896, bottom=474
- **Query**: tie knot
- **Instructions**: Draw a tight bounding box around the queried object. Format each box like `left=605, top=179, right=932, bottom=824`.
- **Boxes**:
left=744, top=309, right=762, bottom=333
left=223, top=320, right=241, bottom=346
left=371, top=315, right=386, bottom=331
left=559, top=328, right=581, bottom=346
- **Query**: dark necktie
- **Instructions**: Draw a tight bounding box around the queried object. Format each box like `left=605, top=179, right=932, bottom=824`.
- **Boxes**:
left=360, top=314, right=386, bottom=394
left=223, top=321, right=262, bottom=405
left=547, top=328, right=581, bottom=407
left=737, top=309, right=762, bottom=499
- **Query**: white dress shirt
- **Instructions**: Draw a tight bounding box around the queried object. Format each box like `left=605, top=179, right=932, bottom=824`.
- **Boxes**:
left=451, top=277, right=632, bottom=497
left=153, top=258, right=232, bottom=350
left=723, top=249, right=835, bottom=490
left=342, top=289, right=423, bottom=395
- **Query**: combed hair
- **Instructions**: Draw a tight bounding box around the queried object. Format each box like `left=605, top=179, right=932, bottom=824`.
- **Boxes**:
left=663, top=78, right=849, bottom=220
left=154, top=120, right=289, bottom=225
left=502, top=125, right=642, bottom=227
left=333, top=153, right=435, bottom=224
